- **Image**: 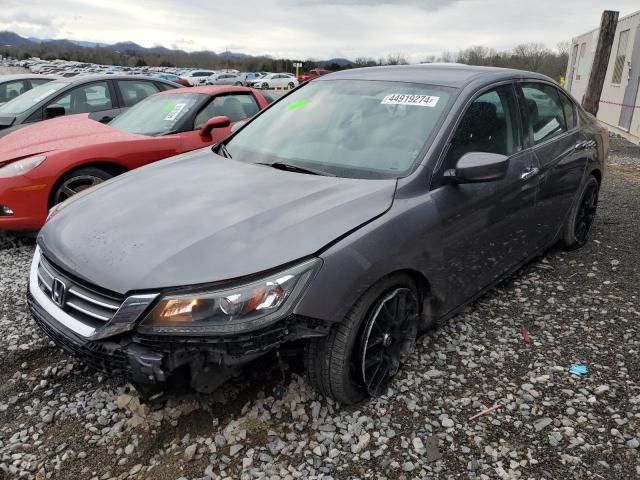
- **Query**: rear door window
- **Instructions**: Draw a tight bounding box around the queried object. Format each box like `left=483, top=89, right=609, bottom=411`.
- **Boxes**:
left=117, top=80, right=160, bottom=107
left=521, top=83, right=568, bottom=144
left=557, top=90, right=576, bottom=130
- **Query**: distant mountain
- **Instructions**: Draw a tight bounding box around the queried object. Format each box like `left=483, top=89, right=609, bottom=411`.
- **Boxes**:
left=319, top=58, right=354, bottom=67
left=0, top=31, right=35, bottom=46
left=1, top=31, right=353, bottom=66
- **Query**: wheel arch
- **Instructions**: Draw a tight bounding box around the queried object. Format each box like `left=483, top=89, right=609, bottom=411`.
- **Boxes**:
left=48, top=160, right=129, bottom=208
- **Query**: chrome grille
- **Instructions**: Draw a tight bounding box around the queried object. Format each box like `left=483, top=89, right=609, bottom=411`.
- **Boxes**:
left=37, top=255, right=125, bottom=328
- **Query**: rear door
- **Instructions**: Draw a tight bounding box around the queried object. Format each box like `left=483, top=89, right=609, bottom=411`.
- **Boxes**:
left=517, top=81, right=588, bottom=247
left=430, top=82, right=540, bottom=309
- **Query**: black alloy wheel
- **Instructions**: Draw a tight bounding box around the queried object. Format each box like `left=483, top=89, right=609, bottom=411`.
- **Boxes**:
left=357, top=288, right=419, bottom=396
left=574, top=180, right=599, bottom=244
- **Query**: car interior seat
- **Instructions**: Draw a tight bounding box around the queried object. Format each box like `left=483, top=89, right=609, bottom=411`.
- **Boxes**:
left=219, top=97, right=246, bottom=122
left=449, top=101, right=503, bottom=160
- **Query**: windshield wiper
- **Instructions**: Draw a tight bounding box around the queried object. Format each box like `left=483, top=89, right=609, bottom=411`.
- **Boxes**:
left=257, top=161, right=334, bottom=177
left=218, top=143, right=232, bottom=159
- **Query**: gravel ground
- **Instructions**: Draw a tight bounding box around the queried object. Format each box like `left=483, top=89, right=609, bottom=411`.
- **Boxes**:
left=1, top=137, right=639, bottom=480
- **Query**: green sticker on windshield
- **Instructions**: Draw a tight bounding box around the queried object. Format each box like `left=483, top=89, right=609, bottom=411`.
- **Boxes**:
left=162, top=102, right=175, bottom=113
left=287, top=99, right=309, bottom=111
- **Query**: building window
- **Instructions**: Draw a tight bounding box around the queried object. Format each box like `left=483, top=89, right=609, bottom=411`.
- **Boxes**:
left=612, top=30, right=630, bottom=85
left=575, top=43, right=587, bottom=80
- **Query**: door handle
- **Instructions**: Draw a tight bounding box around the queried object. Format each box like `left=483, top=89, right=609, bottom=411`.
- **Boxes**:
left=521, top=167, right=539, bottom=181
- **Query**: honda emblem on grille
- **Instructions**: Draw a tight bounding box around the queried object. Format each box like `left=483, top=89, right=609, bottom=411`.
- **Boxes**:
left=51, top=278, right=67, bottom=307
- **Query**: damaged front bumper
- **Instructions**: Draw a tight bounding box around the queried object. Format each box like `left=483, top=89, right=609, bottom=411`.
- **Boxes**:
left=27, top=288, right=328, bottom=392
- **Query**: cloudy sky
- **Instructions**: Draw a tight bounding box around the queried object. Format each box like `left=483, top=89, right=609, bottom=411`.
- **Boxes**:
left=1, top=0, right=638, bottom=61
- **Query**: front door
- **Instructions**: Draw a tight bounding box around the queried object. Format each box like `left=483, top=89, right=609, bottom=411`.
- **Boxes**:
left=430, top=83, right=540, bottom=310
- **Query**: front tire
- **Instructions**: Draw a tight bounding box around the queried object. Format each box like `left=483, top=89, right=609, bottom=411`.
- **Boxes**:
left=288, top=82, right=295, bottom=89
left=561, top=174, right=600, bottom=250
left=305, top=274, right=420, bottom=404
left=51, top=167, right=113, bottom=206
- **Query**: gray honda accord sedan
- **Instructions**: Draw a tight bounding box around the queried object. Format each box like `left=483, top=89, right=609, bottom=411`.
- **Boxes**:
left=27, top=64, right=607, bottom=404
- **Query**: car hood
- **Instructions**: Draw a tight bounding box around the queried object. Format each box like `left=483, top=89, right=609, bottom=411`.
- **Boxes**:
left=0, top=115, right=139, bottom=163
left=39, top=151, right=397, bottom=294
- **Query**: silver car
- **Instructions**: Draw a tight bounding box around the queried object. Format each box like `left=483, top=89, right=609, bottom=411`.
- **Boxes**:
left=206, top=73, right=243, bottom=86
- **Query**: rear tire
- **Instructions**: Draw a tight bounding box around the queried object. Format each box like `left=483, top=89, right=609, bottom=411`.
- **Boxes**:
left=288, top=82, right=295, bottom=89
left=560, top=175, right=600, bottom=250
left=305, top=274, right=420, bottom=404
left=51, top=167, right=113, bottom=206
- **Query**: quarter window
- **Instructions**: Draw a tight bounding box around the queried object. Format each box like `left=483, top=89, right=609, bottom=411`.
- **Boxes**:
left=521, top=83, right=567, bottom=145
left=612, top=29, right=630, bottom=84
left=52, top=82, right=113, bottom=115
left=117, top=80, right=160, bottom=108
left=445, top=85, right=521, bottom=167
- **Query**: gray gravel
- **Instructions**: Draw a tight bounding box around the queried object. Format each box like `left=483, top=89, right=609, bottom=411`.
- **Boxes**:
left=1, top=140, right=639, bottom=480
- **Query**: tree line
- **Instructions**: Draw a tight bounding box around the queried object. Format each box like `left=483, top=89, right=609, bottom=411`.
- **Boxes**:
left=352, top=42, right=570, bottom=81
left=1, top=41, right=569, bottom=80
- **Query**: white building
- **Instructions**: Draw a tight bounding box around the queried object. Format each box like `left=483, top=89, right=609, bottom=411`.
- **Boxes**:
left=566, top=9, right=640, bottom=143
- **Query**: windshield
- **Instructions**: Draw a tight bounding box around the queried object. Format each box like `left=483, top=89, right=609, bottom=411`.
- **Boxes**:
left=226, top=80, right=453, bottom=179
left=0, top=81, right=70, bottom=115
left=109, top=93, right=205, bottom=136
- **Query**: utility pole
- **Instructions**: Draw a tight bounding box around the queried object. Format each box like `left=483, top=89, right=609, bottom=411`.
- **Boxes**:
left=582, top=10, right=619, bottom=116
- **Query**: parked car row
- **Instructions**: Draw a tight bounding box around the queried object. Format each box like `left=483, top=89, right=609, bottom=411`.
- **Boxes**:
left=3, top=57, right=303, bottom=90
left=4, top=63, right=607, bottom=405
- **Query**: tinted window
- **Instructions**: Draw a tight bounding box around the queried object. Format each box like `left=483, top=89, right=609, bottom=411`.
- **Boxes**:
left=558, top=91, right=576, bottom=129
left=194, top=94, right=259, bottom=128
left=0, top=80, right=28, bottom=103
left=521, top=83, right=567, bottom=144
left=29, top=78, right=51, bottom=87
left=117, top=80, right=160, bottom=107
left=53, top=82, right=113, bottom=114
left=445, top=85, right=521, bottom=167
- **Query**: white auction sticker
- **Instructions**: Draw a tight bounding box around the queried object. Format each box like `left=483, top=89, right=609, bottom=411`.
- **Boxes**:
left=381, top=94, right=440, bottom=107
left=164, top=103, right=187, bottom=121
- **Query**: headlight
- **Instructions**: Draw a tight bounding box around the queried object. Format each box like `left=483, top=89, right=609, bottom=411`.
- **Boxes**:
left=0, top=154, right=46, bottom=178
left=138, top=258, right=321, bottom=335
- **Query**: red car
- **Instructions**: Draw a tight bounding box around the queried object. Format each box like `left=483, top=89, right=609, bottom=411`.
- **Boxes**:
left=297, top=69, right=330, bottom=83
left=0, top=86, right=270, bottom=231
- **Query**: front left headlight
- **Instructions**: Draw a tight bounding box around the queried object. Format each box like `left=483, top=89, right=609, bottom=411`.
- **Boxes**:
left=138, top=258, right=321, bottom=336
left=0, top=154, right=47, bottom=178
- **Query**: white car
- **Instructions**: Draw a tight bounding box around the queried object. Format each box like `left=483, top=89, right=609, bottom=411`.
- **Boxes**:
left=205, top=73, right=243, bottom=86
left=254, top=73, right=298, bottom=90
left=182, top=70, right=217, bottom=86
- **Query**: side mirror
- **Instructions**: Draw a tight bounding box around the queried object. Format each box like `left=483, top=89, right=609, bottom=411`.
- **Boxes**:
left=230, top=120, right=248, bottom=134
left=199, top=115, right=231, bottom=137
left=44, top=105, right=66, bottom=119
left=445, top=152, right=509, bottom=183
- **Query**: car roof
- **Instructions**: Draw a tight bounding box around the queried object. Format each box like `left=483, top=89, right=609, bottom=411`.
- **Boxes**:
left=156, top=85, right=255, bottom=96
left=0, top=74, right=59, bottom=82
left=51, top=74, right=182, bottom=86
left=319, top=64, right=554, bottom=88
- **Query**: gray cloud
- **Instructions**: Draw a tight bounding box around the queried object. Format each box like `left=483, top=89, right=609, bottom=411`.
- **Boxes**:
left=1, top=0, right=639, bottom=61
